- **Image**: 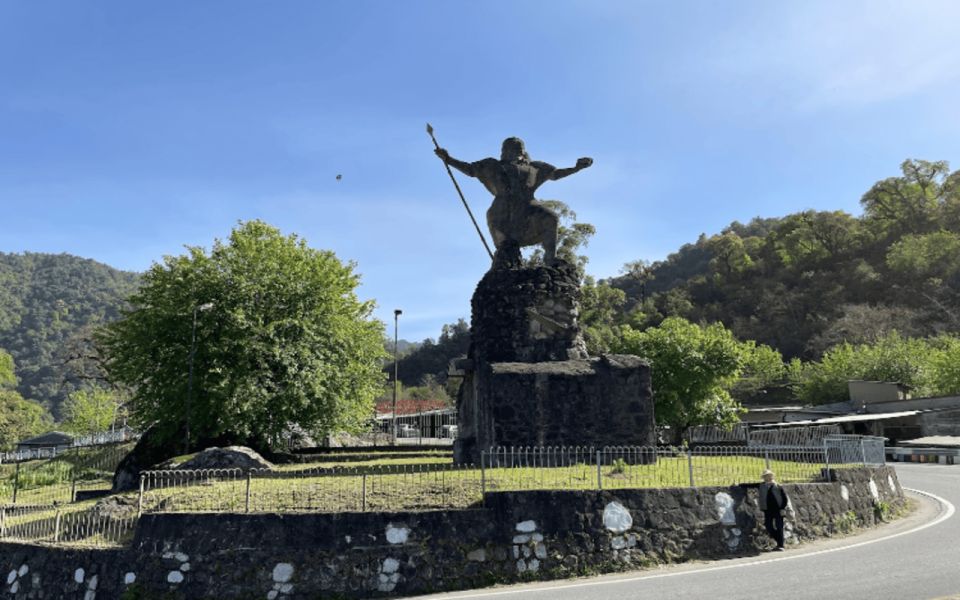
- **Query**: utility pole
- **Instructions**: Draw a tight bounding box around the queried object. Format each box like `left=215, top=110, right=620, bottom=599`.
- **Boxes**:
left=392, top=309, right=402, bottom=445
left=185, top=302, right=214, bottom=455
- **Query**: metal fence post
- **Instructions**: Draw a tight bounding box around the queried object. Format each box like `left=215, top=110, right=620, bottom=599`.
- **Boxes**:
left=70, top=445, right=79, bottom=503
left=361, top=473, right=367, bottom=512
left=12, top=462, right=20, bottom=504
left=596, top=450, right=603, bottom=490
left=687, top=450, right=695, bottom=488
left=823, top=440, right=831, bottom=482
left=860, top=438, right=867, bottom=466
left=137, top=474, right=145, bottom=517
left=0, top=506, right=6, bottom=539
left=764, top=448, right=771, bottom=471
left=53, top=509, right=62, bottom=543
left=245, top=471, right=252, bottom=513
left=480, top=451, right=487, bottom=501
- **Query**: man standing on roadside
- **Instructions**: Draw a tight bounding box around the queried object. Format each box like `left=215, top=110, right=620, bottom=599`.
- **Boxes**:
left=759, top=469, right=789, bottom=551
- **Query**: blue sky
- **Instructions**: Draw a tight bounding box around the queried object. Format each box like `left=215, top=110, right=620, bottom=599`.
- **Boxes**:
left=2, top=1, right=959, bottom=342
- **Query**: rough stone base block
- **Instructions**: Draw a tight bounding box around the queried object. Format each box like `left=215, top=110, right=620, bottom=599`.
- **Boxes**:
left=455, top=354, right=655, bottom=464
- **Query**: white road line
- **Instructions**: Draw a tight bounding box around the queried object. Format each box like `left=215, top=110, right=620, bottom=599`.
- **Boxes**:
left=428, top=488, right=955, bottom=599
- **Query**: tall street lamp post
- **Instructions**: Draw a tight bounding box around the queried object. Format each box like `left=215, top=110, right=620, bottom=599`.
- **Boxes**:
left=393, top=309, right=402, bottom=444
left=185, top=302, right=214, bottom=454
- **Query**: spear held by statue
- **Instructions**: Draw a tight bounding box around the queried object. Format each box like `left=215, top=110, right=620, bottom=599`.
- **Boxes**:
left=426, top=123, right=495, bottom=261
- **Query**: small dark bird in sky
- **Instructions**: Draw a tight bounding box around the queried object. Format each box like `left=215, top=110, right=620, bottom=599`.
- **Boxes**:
left=336, top=174, right=342, bottom=181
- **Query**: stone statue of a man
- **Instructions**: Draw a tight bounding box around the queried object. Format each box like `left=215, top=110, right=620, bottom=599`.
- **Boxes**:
left=435, top=137, right=592, bottom=265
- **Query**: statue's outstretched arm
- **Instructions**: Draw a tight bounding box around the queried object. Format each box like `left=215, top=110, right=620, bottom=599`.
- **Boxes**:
left=435, top=148, right=478, bottom=178
left=548, top=157, right=593, bottom=181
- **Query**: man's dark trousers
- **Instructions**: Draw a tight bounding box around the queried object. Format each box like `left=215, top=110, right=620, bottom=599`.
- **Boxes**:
left=764, top=511, right=784, bottom=548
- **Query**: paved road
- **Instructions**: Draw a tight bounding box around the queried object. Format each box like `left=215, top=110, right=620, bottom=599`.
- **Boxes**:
left=415, top=464, right=960, bottom=600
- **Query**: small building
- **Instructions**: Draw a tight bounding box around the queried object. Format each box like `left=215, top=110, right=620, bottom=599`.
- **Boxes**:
left=15, top=431, right=75, bottom=454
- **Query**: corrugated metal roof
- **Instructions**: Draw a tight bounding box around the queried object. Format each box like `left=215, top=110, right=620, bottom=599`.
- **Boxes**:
left=753, top=410, right=921, bottom=428
left=17, top=431, right=75, bottom=446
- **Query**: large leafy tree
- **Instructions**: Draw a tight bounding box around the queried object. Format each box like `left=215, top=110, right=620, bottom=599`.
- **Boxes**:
left=61, top=386, right=122, bottom=435
left=611, top=318, right=774, bottom=432
left=99, top=221, right=386, bottom=449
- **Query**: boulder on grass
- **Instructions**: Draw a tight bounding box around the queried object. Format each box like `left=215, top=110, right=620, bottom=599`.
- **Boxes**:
left=177, top=446, right=273, bottom=471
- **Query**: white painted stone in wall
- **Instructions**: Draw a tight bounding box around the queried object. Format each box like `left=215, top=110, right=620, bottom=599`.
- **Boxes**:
left=714, top=492, right=736, bottom=525
left=840, top=484, right=849, bottom=501
left=386, top=523, right=410, bottom=544
left=603, top=501, right=633, bottom=533
left=83, top=590, right=95, bottom=600
left=167, top=571, right=184, bottom=584
left=88, top=574, right=98, bottom=590
left=10, top=581, right=19, bottom=594
left=17, top=565, right=27, bottom=577
left=869, top=479, right=880, bottom=501
left=75, top=568, right=85, bottom=584
left=124, top=573, right=136, bottom=585
left=722, top=528, right=740, bottom=549
left=381, top=558, right=400, bottom=574
left=6, top=571, right=16, bottom=585
left=272, top=563, right=294, bottom=583
left=888, top=475, right=896, bottom=492
left=516, top=520, right=537, bottom=533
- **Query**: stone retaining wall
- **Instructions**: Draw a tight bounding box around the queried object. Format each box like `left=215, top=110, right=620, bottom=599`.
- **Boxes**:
left=0, top=466, right=904, bottom=599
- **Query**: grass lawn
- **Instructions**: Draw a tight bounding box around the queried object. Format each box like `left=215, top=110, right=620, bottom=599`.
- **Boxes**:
left=140, top=453, right=839, bottom=514
left=2, top=447, right=854, bottom=547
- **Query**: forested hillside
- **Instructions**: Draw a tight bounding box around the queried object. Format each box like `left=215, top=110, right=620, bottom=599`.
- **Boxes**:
left=0, top=253, right=140, bottom=418
left=605, top=159, right=960, bottom=360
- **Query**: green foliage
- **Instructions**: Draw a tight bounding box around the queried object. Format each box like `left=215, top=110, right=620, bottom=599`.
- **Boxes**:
left=611, top=317, right=753, bottom=430
left=609, top=457, right=627, bottom=475
left=791, top=331, right=960, bottom=404
left=98, top=220, right=387, bottom=449
left=0, top=349, right=53, bottom=450
left=874, top=500, right=891, bottom=522
left=0, top=389, right=52, bottom=451
left=0, top=252, right=139, bottom=418
left=603, top=159, right=960, bottom=362
left=391, top=319, right=469, bottom=392
left=927, top=336, right=960, bottom=396
left=61, top=386, right=122, bottom=435
left=525, top=200, right=596, bottom=276
left=833, top=510, right=859, bottom=534
left=580, top=277, right=627, bottom=354
left=0, top=349, right=15, bottom=388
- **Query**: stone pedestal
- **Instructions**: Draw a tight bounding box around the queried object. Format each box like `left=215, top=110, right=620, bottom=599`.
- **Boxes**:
left=454, top=262, right=655, bottom=465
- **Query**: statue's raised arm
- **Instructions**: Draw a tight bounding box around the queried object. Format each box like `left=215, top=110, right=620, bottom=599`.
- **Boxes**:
left=435, top=148, right=479, bottom=178
left=545, top=157, right=593, bottom=182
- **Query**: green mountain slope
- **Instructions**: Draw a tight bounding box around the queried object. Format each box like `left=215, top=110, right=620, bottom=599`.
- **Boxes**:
left=0, top=252, right=140, bottom=418
left=605, top=159, right=960, bottom=360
